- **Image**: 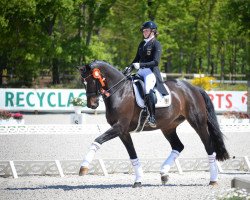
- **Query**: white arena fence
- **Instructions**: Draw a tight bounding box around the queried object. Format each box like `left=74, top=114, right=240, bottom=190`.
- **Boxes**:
left=0, top=157, right=250, bottom=179
left=0, top=118, right=249, bottom=135
left=0, top=118, right=249, bottom=178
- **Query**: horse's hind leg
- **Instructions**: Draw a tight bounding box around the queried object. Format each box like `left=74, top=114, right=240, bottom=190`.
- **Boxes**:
left=160, top=128, right=184, bottom=184
left=187, top=118, right=218, bottom=185
left=119, top=133, right=143, bottom=188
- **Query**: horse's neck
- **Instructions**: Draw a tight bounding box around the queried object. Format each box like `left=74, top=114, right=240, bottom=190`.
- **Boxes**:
left=103, top=67, right=124, bottom=88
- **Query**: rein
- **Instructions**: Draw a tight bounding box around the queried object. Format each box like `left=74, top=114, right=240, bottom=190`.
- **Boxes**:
left=102, top=76, right=128, bottom=99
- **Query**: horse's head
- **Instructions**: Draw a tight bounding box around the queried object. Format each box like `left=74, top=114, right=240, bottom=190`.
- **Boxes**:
left=79, top=60, right=123, bottom=109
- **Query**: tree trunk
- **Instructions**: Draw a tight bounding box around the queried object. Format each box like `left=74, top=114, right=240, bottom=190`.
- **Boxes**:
left=189, top=53, right=196, bottom=73
left=210, top=57, right=215, bottom=75
left=86, top=4, right=94, bottom=46
left=148, top=0, right=154, bottom=20
left=198, top=56, right=203, bottom=73
left=233, top=41, right=237, bottom=82
left=43, top=13, right=58, bottom=85
left=179, top=49, right=184, bottom=73
left=207, top=32, right=211, bottom=74
left=0, top=69, right=2, bottom=86
left=0, top=55, right=7, bottom=86
left=52, top=58, right=60, bottom=84
left=247, top=40, right=250, bottom=79
left=79, top=3, right=86, bottom=64
left=165, top=49, right=172, bottom=73
left=220, top=42, right=225, bottom=81
left=207, top=0, right=216, bottom=75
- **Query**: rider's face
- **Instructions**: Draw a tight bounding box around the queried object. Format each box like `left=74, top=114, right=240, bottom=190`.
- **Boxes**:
left=142, top=28, right=152, bottom=39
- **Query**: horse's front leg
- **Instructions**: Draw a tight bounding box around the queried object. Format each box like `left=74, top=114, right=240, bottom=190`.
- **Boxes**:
left=119, top=133, right=143, bottom=188
left=79, top=123, right=124, bottom=175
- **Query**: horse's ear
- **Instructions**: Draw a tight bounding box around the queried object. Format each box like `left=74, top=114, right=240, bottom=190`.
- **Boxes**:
left=89, top=62, right=96, bottom=69
left=78, top=64, right=91, bottom=79
left=79, top=64, right=91, bottom=71
left=89, top=60, right=104, bottom=69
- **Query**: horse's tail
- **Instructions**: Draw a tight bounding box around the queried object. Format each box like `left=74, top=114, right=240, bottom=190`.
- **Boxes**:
left=198, top=88, right=230, bottom=161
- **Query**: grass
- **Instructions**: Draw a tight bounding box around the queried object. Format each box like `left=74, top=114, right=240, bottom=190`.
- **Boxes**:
left=214, top=83, right=247, bottom=91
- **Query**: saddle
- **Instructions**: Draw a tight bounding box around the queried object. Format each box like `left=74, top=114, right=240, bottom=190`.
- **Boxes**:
left=131, top=75, right=171, bottom=109
left=130, top=75, right=172, bottom=133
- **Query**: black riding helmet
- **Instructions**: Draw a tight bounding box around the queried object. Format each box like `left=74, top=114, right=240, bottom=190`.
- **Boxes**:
left=140, top=21, right=157, bottom=33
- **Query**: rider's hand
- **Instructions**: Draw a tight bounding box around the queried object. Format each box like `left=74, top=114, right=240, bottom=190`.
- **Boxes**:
left=122, top=64, right=133, bottom=75
left=133, top=63, right=140, bottom=70
left=122, top=67, right=129, bottom=75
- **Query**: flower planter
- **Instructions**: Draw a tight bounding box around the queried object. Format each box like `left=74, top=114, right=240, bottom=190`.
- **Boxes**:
left=0, top=118, right=25, bottom=125
left=70, top=113, right=86, bottom=124
left=73, top=106, right=82, bottom=114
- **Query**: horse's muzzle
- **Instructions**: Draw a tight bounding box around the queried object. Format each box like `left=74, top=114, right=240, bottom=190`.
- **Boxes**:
left=89, top=104, right=99, bottom=109
left=87, top=97, right=99, bottom=109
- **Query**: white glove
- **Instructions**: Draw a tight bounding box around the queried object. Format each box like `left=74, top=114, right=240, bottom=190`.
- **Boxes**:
left=133, top=63, right=140, bottom=70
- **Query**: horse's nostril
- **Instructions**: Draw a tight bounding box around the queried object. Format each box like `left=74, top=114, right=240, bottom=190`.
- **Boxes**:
left=91, top=105, right=97, bottom=109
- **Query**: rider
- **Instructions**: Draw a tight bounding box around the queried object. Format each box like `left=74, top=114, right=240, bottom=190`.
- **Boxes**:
left=131, top=21, right=168, bottom=128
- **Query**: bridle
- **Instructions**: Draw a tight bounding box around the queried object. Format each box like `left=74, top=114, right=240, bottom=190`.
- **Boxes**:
left=79, top=66, right=129, bottom=99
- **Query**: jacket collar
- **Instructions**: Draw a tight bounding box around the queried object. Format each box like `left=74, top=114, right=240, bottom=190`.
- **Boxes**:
left=144, top=36, right=155, bottom=46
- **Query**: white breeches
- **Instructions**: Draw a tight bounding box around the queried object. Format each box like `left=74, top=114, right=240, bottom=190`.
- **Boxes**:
left=138, top=68, right=156, bottom=94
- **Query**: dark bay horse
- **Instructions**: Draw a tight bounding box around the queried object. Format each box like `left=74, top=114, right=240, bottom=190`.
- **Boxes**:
left=78, top=60, right=229, bottom=187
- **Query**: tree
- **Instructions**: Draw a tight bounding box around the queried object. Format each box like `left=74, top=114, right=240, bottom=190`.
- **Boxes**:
left=0, top=0, right=249, bottom=87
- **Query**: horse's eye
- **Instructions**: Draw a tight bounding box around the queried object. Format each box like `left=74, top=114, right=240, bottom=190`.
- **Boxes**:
left=80, top=66, right=86, bottom=72
left=80, top=66, right=87, bottom=77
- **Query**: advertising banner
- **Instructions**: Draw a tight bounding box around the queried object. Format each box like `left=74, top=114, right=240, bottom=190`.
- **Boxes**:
left=0, top=89, right=247, bottom=113
left=207, top=91, right=247, bottom=113
left=0, top=89, right=105, bottom=113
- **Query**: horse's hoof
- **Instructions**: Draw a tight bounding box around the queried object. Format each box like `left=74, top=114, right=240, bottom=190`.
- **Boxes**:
left=161, top=174, right=169, bottom=185
left=79, top=167, right=89, bottom=176
left=132, top=182, right=142, bottom=188
left=209, top=181, right=218, bottom=186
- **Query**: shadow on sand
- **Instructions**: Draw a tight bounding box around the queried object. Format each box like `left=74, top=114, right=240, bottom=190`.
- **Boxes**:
left=6, top=183, right=205, bottom=191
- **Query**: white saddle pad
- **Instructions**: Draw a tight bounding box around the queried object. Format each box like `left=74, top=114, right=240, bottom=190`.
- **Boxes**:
left=132, top=81, right=172, bottom=108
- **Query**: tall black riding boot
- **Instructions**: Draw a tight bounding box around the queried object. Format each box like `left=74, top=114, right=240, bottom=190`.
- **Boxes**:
left=145, top=91, right=156, bottom=128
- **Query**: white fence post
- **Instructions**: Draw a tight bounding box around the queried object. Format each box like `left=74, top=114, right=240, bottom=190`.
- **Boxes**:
left=216, top=161, right=223, bottom=173
left=55, top=160, right=65, bottom=177
left=9, top=161, right=18, bottom=179
left=175, top=159, right=183, bottom=174
left=244, top=156, right=250, bottom=171
left=98, top=159, right=108, bottom=176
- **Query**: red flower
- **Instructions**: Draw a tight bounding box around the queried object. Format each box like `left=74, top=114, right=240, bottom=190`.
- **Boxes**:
left=12, top=113, right=23, bottom=120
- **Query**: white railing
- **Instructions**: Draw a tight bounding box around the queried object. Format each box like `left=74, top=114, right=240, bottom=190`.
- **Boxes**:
left=1, top=157, right=249, bottom=178
left=0, top=119, right=249, bottom=135
left=0, top=119, right=249, bottom=178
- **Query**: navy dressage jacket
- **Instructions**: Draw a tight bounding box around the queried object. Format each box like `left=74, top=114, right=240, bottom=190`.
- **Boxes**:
left=132, top=38, right=168, bottom=95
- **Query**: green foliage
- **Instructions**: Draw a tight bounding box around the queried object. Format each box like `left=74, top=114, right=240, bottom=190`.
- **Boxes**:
left=216, top=83, right=247, bottom=91
left=70, top=97, right=86, bottom=107
left=0, top=0, right=249, bottom=87
left=0, top=110, right=12, bottom=120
